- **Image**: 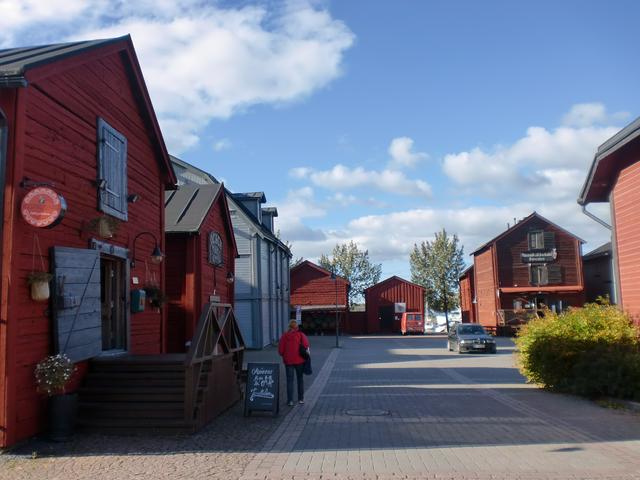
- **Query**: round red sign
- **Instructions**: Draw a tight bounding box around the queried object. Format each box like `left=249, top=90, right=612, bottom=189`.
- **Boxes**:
left=20, top=187, right=67, bottom=228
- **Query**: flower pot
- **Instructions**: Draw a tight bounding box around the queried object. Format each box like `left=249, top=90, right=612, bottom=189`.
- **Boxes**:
left=48, top=393, right=77, bottom=442
left=30, top=281, right=50, bottom=302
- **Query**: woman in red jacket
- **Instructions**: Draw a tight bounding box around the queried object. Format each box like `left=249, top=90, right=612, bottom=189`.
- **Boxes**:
left=278, top=320, right=310, bottom=406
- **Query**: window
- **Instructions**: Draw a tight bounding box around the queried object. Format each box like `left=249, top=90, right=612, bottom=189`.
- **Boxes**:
left=97, top=118, right=128, bottom=220
left=530, top=265, right=548, bottom=286
left=528, top=230, right=544, bottom=250
left=208, top=232, right=223, bottom=266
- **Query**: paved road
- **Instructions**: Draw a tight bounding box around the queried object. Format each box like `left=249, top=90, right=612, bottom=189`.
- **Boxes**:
left=242, top=335, right=640, bottom=480
left=2, top=335, right=640, bottom=480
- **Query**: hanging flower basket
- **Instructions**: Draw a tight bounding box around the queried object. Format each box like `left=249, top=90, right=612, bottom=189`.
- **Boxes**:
left=27, top=271, right=53, bottom=301
left=143, top=284, right=167, bottom=308
left=87, top=216, right=120, bottom=238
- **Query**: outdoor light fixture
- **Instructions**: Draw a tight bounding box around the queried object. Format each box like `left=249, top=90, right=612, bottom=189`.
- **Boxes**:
left=131, top=231, right=164, bottom=267
left=226, top=271, right=235, bottom=284
left=127, top=193, right=140, bottom=203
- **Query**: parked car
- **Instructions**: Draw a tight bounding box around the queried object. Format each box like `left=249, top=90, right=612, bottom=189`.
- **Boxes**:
left=447, top=323, right=497, bottom=354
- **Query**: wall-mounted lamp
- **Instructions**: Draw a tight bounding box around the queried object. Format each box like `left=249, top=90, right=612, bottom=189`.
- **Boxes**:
left=226, top=272, right=235, bottom=284
left=131, top=231, right=163, bottom=268
left=127, top=193, right=141, bottom=203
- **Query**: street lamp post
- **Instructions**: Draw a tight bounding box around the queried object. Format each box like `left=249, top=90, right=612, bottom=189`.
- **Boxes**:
left=331, top=271, right=340, bottom=348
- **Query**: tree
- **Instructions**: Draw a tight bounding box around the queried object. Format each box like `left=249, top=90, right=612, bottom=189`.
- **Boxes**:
left=319, top=241, right=382, bottom=306
left=410, top=229, right=465, bottom=332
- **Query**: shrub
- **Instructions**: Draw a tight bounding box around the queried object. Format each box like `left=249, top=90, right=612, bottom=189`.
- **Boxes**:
left=515, top=303, right=640, bottom=400
left=34, top=354, right=76, bottom=396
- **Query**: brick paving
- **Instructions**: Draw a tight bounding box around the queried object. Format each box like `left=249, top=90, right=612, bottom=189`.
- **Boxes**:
left=2, top=335, right=640, bottom=480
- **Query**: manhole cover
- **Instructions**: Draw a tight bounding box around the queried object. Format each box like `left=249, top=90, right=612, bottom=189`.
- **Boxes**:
left=345, top=409, right=390, bottom=416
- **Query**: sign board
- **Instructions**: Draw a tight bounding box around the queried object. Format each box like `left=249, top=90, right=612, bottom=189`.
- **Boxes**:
left=295, top=305, right=302, bottom=324
left=244, top=362, right=279, bottom=417
left=521, top=249, right=557, bottom=264
left=21, top=187, right=67, bottom=228
left=394, top=302, right=406, bottom=313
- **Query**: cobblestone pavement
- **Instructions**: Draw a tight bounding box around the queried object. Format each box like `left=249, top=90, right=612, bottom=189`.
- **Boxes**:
left=2, top=335, right=640, bottom=480
left=0, top=336, right=336, bottom=480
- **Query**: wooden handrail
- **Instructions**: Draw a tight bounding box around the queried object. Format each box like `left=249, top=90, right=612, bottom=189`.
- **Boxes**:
left=183, top=302, right=244, bottom=428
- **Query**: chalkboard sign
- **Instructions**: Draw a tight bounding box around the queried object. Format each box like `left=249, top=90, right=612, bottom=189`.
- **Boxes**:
left=244, top=362, right=279, bottom=417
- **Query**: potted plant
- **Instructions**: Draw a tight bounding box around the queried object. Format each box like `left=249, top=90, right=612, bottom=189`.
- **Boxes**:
left=27, top=271, right=53, bottom=301
left=143, top=284, right=167, bottom=308
left=87, top=216, right=120, bottom=238
left=34, top=353, right=77, bottom=442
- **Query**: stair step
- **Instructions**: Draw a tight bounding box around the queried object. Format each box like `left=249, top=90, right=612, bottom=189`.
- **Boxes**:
left=78, top=402, right=184, bottom=418
left=79, top=391, right=185, bottom=402
left=77, top=417, right=193, bottom=430
left=83, top=377, right=185, bottom=388
left=90, top=363, right=185, bottom=373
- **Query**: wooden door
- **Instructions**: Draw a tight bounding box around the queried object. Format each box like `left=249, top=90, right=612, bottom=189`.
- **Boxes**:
left=379, top=305, right=394, bottom=332
left=101, top=257, right=126, bottom=351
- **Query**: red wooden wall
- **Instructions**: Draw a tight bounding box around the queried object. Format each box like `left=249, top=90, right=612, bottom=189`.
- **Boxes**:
left=165, top=192, right=236, bottom=352
left=474, top=247, right=498, bottom=328
left=290, top=261, right=349, bottom=308
left=612, top=160, right=640, bottom=324
left=0, top=43, right=172, bottom=447
left=365, top=277, right=424, bottom=333
left=459, top=267, right=475, bottom=323
left=495, top=217, right=583, bottom=288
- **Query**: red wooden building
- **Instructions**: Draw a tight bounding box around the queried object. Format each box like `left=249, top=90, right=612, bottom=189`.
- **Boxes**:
left=164, top=182, right=238, bottom=352
left=0, top=37, right=243, bottom=447
left=290, top=260, right=350, bottom=334
left=0, top=36, right=176, bottom=447
left=464, top=212, right=585, bottom=331
left=459, top=266, right=475, bottom=323
left=579, top=117, right=640, bottom=324
left=365, top=276, right=425, bottom=334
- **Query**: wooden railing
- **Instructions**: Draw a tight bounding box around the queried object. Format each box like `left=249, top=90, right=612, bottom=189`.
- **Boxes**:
left=184, top=302, right=245, bottom=429
left=497, top=309, right=539, bottom=327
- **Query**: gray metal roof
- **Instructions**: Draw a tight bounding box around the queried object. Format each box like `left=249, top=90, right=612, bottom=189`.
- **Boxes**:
left=165, top=184, right=222, bottom=233
left=170, top=155, right=218, bottom=185
left=583, top=242, right=612, bottom=260
left=0, top=37, right=128, bottom=87
left=262, top=207, right=278, bottom=217
left=233, top=192, right=267, bottom=203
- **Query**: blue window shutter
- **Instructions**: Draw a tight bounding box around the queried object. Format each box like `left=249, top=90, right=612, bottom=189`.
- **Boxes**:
left=97, top=118, right=128, bottom=220
left=52, top=247, right=102, bottom=362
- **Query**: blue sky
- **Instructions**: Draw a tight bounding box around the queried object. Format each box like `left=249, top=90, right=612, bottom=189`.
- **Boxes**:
left=3, top=0, right=639, bottom=278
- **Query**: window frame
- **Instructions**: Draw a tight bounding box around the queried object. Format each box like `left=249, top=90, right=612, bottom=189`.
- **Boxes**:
left=528, top=230, right=544, bottom=250
left=208, top=231, right=224, bottom=266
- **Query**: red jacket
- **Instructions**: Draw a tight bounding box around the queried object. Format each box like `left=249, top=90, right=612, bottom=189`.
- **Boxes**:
left=278, top=329, right=309, bottom=365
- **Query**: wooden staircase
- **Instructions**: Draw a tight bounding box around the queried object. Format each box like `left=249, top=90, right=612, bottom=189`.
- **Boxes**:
left=78, top=303, right=245, bottom=435
left=78, top=354, right=195, bottom=434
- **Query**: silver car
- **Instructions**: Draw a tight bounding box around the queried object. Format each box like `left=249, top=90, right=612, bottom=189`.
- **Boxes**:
left=447, top=324, right=497, bottom=354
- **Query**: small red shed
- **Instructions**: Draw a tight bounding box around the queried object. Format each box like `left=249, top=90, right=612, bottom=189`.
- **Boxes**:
left=164, top=182, right=238, bottom=352
left=365, top=276, right=425, bottom=334
left=290, top=260, right=350, bottom=334
left=0, top=37, right=177, bottom=447
left=579, top=117, right=640, bottom=324
left=468, top=212, right=585, bottom=331
left=459, top=266, right=475, bottom=323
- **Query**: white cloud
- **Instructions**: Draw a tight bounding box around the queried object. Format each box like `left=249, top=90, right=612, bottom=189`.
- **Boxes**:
left=213, top=139, right=232, bottom=152
left=274, top=187, right=327, bottom=242
left=562, top=102, right=629, bottom=128
left=290, top=164, right=432, bottom=197
left=442, top=108, right=621, bottom=199
left=388, top=136, right=427, bottom=168
left=288, top=200, right=611, bottom=265
left=1, top=1, right=355, bottom=153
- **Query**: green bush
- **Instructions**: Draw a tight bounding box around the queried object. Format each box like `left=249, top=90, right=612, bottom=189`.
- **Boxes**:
left=515, top=303, right=640, bottom=400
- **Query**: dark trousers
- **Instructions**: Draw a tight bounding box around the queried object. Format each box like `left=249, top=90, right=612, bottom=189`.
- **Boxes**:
left=285, top=364, right=304, bottom=403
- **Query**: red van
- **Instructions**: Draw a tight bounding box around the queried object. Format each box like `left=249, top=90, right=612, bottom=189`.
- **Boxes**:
left=400, top=312, right=425, bottom=335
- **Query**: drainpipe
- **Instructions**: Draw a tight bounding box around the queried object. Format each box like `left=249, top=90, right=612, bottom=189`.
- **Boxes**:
left=580, top=205, right=611, bottom=230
